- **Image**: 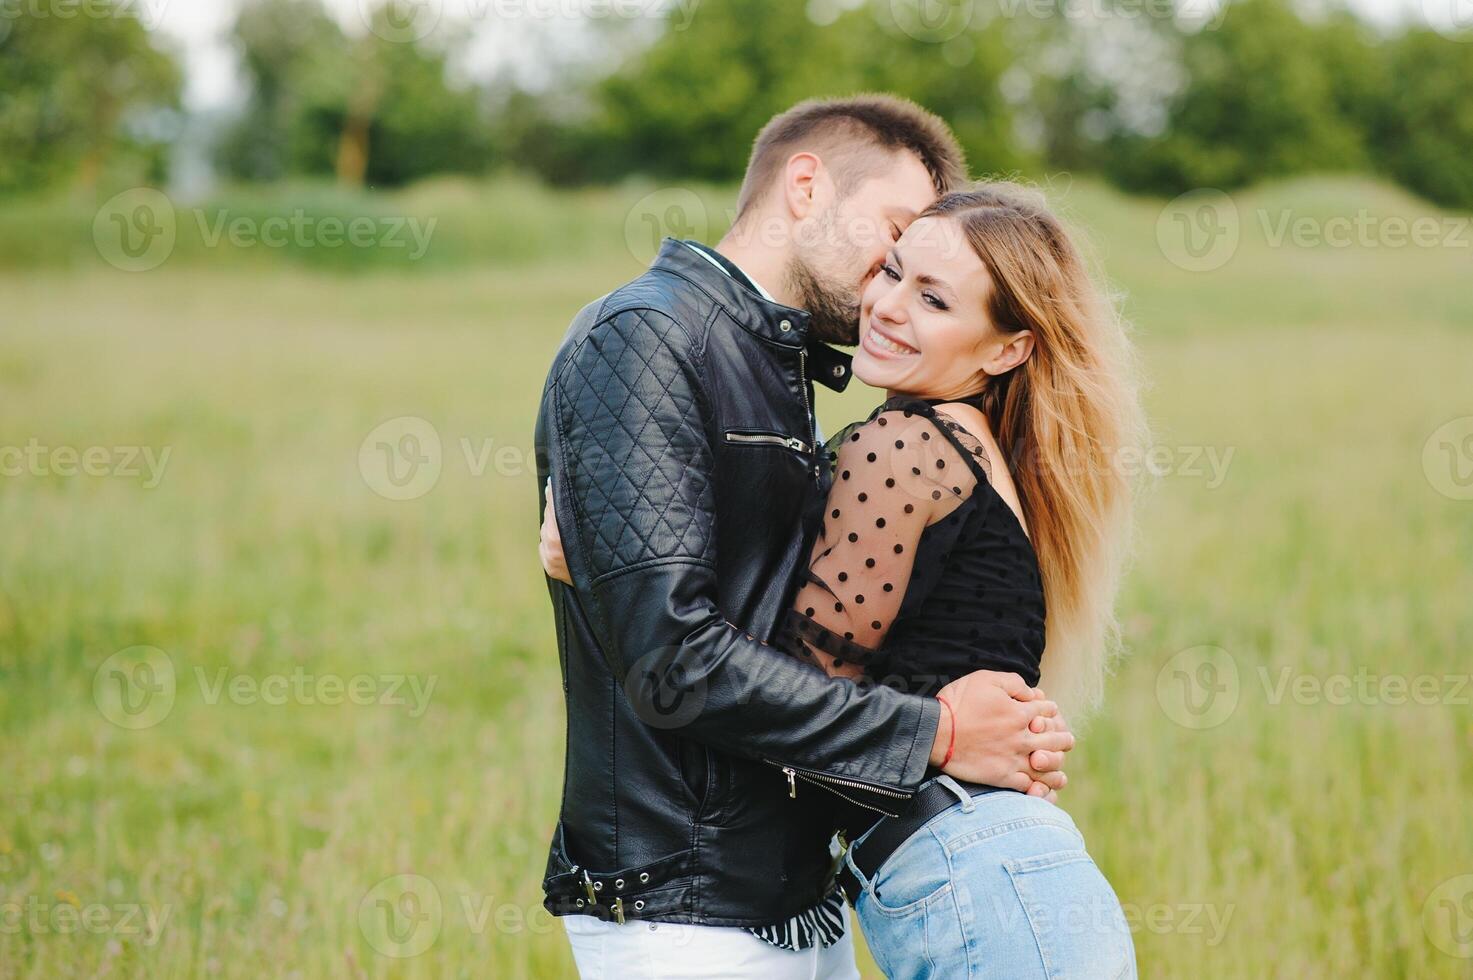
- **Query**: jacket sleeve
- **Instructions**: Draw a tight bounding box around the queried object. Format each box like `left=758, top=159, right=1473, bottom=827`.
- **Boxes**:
left=547, top=307, right=940, bottom=795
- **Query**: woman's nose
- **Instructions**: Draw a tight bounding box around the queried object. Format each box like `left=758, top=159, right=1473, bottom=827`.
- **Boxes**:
left=872, top=286, right=906, bottom=326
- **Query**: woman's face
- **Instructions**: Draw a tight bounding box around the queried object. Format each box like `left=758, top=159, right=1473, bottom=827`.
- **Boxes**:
left=852, top=215, right=1032, bottom=401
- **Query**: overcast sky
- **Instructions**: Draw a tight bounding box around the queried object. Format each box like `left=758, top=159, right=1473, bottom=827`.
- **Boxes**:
left=147, top=0, right=1440, bottom=113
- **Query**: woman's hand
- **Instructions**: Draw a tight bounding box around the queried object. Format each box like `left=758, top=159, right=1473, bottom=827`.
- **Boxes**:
left=539, top=479, right=572, bottom=585
left=931, top=670, right=1074, bottom=802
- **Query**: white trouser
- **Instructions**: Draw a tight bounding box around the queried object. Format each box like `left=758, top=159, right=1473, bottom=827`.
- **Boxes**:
left=562, top=905, right=863, bottom=980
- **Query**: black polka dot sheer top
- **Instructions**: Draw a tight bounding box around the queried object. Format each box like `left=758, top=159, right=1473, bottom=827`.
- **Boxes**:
left=778, top=395, right=1046, bottom=693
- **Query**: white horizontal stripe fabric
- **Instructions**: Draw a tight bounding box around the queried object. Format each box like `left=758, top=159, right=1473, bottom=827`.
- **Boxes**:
left=741, top=888, right=847, bottom=951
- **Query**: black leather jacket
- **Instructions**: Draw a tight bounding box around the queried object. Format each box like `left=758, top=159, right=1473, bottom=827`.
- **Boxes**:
left=534, top=239, right=942, bottom=927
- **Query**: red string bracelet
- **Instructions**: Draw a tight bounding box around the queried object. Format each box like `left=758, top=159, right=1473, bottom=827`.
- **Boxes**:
left=936, top=695, right=957, bottom=769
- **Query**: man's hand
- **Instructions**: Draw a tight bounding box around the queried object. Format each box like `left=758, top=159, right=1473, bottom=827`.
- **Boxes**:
left=539, top=479, right=572, bottom=585
left=930, top=670, right=1075, bottom=802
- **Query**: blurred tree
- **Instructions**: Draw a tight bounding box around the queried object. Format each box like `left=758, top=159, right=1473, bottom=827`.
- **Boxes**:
left=219, top=0, right=489, bottom=187
left=583, top=0, right=1023, bottom=185
left=215, top=0, right=341, bottom=182
left=1003, top=9, right=1187, bottom=175
left=594, top=0, right=868, bottom=182
left=857, top=2, right=1028, bottom=177
left=299, top=11, right=490, bottom=187
left=0, top=1, right=180, bottom=194
left=1100, top=0, right=1368, bottom=193
left=1371, top=29, right=1473, bottom=210
left=1314, top=12, right=1392, bottom=145
left=495, top=87, right=612, bottom=187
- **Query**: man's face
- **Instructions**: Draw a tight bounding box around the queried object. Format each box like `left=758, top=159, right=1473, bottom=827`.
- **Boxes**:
left=786, top=152, right=940, bottom=346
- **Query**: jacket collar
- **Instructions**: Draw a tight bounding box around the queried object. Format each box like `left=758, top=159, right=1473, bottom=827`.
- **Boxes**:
left=652, top=238, right=854, bottom=392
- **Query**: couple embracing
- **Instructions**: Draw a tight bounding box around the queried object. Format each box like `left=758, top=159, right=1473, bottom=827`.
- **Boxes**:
left=533, top=94, right=1145, bottom=979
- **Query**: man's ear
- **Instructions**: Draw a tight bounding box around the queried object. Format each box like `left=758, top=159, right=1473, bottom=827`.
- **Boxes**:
left=985, top=330, right=1035, bottom=376
left=781, top=152, right=824, bottom=221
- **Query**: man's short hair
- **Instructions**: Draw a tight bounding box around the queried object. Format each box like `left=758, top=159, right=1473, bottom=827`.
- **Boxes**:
left=734, top=94, right=967, bottom=218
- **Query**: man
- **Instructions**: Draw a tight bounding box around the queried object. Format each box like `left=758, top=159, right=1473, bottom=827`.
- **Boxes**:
left=533, top=94, right=1074, bottom=978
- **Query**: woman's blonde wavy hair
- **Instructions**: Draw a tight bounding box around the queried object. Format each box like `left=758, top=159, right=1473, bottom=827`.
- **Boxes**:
left=921, top=182, right=1148, bottom=718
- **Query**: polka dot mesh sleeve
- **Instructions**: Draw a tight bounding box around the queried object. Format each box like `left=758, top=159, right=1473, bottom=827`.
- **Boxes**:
left=783, top=406, right=991, bottom=679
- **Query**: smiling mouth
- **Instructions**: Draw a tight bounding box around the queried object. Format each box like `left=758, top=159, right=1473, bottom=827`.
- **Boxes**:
left=863, top=323, right=920, bottom=357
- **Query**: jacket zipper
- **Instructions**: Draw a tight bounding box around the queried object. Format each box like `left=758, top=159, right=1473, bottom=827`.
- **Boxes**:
left=765, top=758, right=912, bottom=818
left=798, top=349, right=813, bottom=444
left=725, top=431, right=811, bottom=454
left=798, top=348, right=817, bottom=468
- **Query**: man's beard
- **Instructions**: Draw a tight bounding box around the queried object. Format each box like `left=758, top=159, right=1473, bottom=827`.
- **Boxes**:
left=786, top=254, right=861, bottom=347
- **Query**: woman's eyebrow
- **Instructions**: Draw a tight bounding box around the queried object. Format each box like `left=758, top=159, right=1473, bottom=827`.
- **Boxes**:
left=915, top=272, right=953, bottom=295
left=890, top=250, right=954, bottom=297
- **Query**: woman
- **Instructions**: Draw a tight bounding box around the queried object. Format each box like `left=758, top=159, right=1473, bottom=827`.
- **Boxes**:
left=765, top=183, right=1145, bottom=978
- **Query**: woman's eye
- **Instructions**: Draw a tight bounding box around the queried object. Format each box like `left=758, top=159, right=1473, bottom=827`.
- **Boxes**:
left=923, top=292, right=948, bottom=310
left=882, top=263, right=901, bottom=281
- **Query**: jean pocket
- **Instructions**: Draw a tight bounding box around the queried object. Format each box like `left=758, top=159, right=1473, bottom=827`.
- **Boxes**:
left=861, top=835, right=953, bottom=918
left=1003, top=849, right=1135, bottom=979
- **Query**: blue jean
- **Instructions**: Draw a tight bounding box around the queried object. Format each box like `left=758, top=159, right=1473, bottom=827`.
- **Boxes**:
left=844, top=776, right=1136, bottom=979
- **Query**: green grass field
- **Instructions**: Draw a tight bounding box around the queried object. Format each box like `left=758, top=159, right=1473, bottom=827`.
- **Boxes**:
left=1, top=175, right=1470, bottom=978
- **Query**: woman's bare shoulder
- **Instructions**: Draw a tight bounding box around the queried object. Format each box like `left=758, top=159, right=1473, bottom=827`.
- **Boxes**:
left=932, top=401, right=1000, bottom=463
left=934, top=401, right=1029, bottom=534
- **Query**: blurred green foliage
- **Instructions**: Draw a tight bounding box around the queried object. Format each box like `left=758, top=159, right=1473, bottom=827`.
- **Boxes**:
left=1097, top=0, right=1473, bottom=213
left=1, top=0, right=1471, bottom=208
left=586, top=0, right=1024, bottom=182
left=0, top=2, right=179, bottom=194
left=214, top=0, right=490, bottom=186
left=1100, top=0, right=1372, bottom=191
left=1372, top=30, right=1473, bottom=215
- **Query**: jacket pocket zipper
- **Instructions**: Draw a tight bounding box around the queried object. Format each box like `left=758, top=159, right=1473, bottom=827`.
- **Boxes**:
left=763, top=758, right=912, bottom=818
left=725, top=431, right=812, bottom=454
